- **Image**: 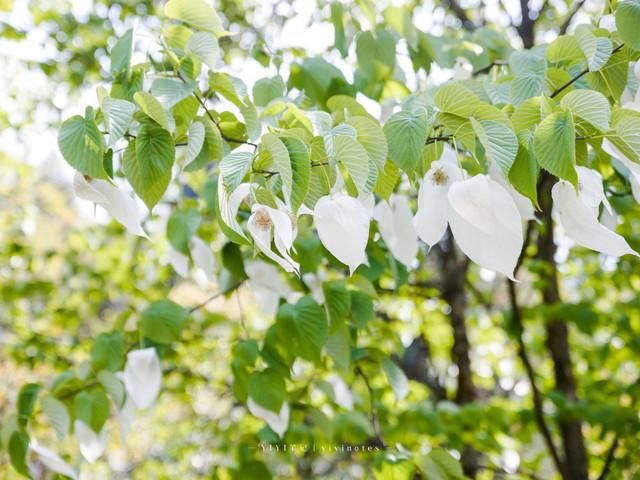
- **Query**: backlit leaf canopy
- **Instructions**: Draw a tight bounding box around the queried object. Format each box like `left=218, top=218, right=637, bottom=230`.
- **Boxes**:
left=6, top=0, right=640, bottom=478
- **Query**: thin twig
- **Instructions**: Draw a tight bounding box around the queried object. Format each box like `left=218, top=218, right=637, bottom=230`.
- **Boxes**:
left=189, top=282, right=243, bottom=313
left=559, top=0, right=586, bottom=35
left=192, top=89, right=258, bottom=148
left=425, top=135, right=452, bottom=145
left=176, top=72, right=258, bottom=148
left=596, top=436, right=619, bottom=480
left=443, top=0, right=476, bottom=31
left=507, top=222, right=566, bottom=476
left=473, top=60, right=509, bottom=76
left=551, top=43, right=625, bottom=98
left=355, top=365, right=387, bottom=448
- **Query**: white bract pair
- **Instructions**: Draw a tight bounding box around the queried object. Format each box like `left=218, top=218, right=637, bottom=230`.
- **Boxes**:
left=413, top=157, right=525, bottom=280
left=245, top=260, right=297, bottom=316
left=73, top=348, right=162, bottom=464
left=28, top=441, right=77, bottom=479
left=220, top=178, right=372, bottom=276
left=73, top=173, right=146, bottom=237
left=168, top=236, right=216, bottom=282
left=373, top=194, right=419, bottom=267
left=247, top=398, right=290, bottom=437
left=219, top=179, right=300, bottom=274
left=552, top=167, right=637, bottom=257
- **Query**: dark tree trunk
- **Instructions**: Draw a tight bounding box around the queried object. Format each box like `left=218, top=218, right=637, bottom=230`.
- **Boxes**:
left=517, top=0, right=535, bottom=48
left=438, top=234, right=479, bottom=477
left=537, top=173, right=589, bottom=480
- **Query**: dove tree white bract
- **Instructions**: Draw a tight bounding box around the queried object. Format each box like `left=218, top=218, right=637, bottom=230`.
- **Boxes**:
left=123, top=348, right=162, bottom=409
left=448, top=175, right=524, bottom=280
left=74, top=420, right=107, bottom=464
left=28, top=442, right=77, bottom=480
left=73, top=173, right=146, bottom=237
left=13, top=2, right=640, bottom=478
left=373, top=194, right=419, bottom=267
left=413, top=160, right=465, bottom=248
left=247, top=398, right=290, bottom=438
left=247, top=204, right=299, bottom=274
left=245, top=260, right=295, bottom=315
left=313, top=193, right=370, bottom=274
left=552, top=168, right=637, bottom=257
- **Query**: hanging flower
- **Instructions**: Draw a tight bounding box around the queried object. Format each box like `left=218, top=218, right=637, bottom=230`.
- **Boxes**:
left=373, top=194, right=419, bottom=267
left=115, top=395, right=136, bottom=441
left=413, top=159, right=464, bottom=248
left=326, top=375, right=354, bottom=410
left=73, top=172, right=146, bottom=237
left=74, top=420, right=106, bottom=464
left=453, top=56, right=473, bottom=80
left=167, top=236, right=216, bottom=281
left=302, top=270, right=328, bottom=304
left=599, top=14, right=617, bottom=32
left=552, top=167, right=637, bottom=257
left=247, top=204, right=299, bottom=274
left=167, top=248, right=190, bottom=277
left=190, top=236, right=216, bottom=282
left=447, top=174, right=524, bottom=280
left=313, top=193, right=370, bottom=275
left=28, top=441, right=77, bottom=479
left=123, top=348, right=162, bottom=409
left=217, top=179, right=252, bottom=240
left=245, top=260, right=295, bottom=316
left=247, top=398, right=290, bottom=437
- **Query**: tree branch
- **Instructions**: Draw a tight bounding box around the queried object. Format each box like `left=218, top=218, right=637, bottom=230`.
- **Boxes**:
left=355, top=366, right=387, bottom=448
left=506, top=221, right=565, bottom=474
left=437, top=233, right=480, bottom=477
left=425, top=135, right=452, bottom=145
left=535, top=172, right=589, bottom=480
left=443, top=0, right=476, bottom=31
left=191, top=89, right=258, bottom=148
left=507, top=280, right=565, bottom=475
left=516, top=0, right=535, bottom=48
left=394, top=335, right=447, bottom=402
left=176, top=71, right=258, bottom=149
left=189, top=282, right=243, bottom=313
left=559, top=0, right=586, bottom=35
left=596, top=436, right=619, bottom=480
left=473, top=60, right=509, bottom=76
left=551, top=43, right=625, bottom=98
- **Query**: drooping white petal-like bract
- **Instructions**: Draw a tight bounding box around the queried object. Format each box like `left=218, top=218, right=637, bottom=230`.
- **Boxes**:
left=29, top=441, right=77, bottom=479
left=123, top=347, right=162, bottom=409
left=247, top=398, right=290, bottom=437
left=218, top=179, right=252, bottom=240
left=448, top=175, right=524, bottom=279
left=190, top=236, right=216, bottom=281
left=167, top=248, right=190, bottom=277
left=373, top=194, right=419, bottom=267
left=116, top=395, right=137, bottom=441
left=453, top=57, right=473, bottom=80
left=247, top=204, right=299, bottom=274
left=552, top=169, right=637, bottom=257
left=413, top=160, right=464, bottom=247
left=73, top=173, right=146, bottom=237
left=313, top=193, right=370, bottom=274
left=599, top=14, right=617, bottom=32
left=245, top=260, right=293, bottom=315
left=74, top=420, right=106, bottom=464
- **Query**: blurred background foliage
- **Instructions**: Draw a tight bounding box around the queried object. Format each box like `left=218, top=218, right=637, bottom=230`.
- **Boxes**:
left=1, top=0, right=640, bottom=479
